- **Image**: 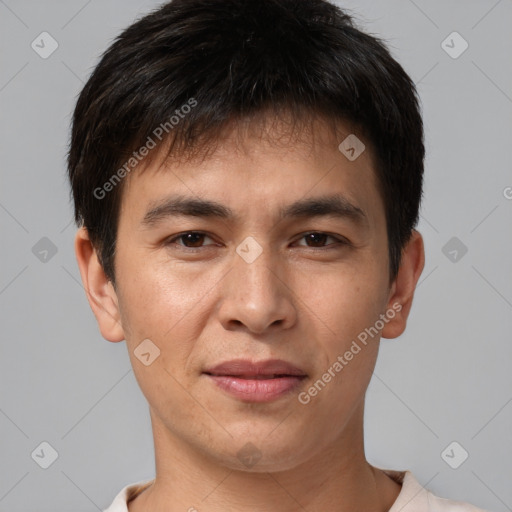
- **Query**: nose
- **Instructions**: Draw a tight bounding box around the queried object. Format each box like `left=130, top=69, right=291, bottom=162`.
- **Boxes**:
left=216, top=243, right=297, bottom=334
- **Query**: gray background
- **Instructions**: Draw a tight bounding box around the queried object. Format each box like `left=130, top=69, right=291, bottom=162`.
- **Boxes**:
left=1, top=0, right=511, bottom=510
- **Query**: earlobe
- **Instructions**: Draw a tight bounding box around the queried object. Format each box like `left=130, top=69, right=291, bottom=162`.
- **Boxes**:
left=74, top=227, right=125, bottom=342
left=381, top=230, right=425, bottom=339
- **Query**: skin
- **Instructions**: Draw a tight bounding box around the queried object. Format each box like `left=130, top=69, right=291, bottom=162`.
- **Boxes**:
left=75, top=114, right=424, bottom=512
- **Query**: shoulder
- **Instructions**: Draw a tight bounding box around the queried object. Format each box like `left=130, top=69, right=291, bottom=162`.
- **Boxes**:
left=103, top=479, right=154, bottom=512
left=428, top=493, right=490, bottom=512
left=384, top=469, right=489, bottom=512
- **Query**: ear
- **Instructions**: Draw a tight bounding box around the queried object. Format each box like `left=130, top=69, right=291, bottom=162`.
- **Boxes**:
left=381, top=229, right=425, bottom=339
left=74, top=227, right=125, bottom=342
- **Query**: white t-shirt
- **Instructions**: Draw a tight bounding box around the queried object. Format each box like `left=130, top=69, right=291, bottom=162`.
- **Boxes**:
left=102, top=469, right=489, bottom=511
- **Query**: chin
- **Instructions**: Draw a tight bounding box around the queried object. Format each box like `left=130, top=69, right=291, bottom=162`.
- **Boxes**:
left=224, top=450, right=307, bottom=474
left=213, top=430, right=312, bottom=473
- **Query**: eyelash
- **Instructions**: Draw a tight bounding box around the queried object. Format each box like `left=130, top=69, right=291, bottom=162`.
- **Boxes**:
left=165, top=231, right=350, bottom=250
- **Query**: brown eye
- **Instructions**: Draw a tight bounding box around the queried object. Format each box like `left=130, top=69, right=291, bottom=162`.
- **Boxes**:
left=167, top=232, right=215, bottom=248
left=295, top=232, right=347, bottom=248
left=304, top=233, right=329, bottom=247
left=179, top=233, right=205, bottom=247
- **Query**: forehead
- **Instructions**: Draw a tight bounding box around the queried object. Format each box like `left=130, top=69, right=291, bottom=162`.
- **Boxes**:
left=119, top=112, right=384, bottom=227
left=165, top=110, right=373, bottom=167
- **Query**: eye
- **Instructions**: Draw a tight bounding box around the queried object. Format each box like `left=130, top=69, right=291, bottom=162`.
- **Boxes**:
left=166, top=231, right=216, bottom=248
left=294, top=232, right=348, bottom=248
left=164, top=231, right=348, bottom=250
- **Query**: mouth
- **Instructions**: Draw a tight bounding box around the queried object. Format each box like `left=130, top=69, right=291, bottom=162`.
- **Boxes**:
left=204, top=372, right=303, bottom=379
left=203, top=359, right=307, bottom=402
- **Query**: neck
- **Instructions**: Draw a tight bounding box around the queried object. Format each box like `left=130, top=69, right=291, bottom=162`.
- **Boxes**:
left=128, top=404, right=401, bottom=512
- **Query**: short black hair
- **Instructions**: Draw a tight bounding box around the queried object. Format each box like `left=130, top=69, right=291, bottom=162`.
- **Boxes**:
left=67, top=0, right=424, bottom=285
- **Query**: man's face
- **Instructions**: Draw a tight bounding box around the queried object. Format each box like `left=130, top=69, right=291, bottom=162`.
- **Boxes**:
left=112, top=116, right=395, bottom=471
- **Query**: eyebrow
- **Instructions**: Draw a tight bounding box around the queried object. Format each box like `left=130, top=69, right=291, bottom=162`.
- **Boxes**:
left=141, top=194, right=368, bottom=228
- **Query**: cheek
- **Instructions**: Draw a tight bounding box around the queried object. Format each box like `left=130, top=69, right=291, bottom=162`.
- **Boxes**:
left=298, top=262, right=387, bottom=399
left=114, top=267, right=205, bottom=412
left=115, top=254, right=228, bottom=393
left=302, top=264, right=387, bottom=343
left=117, top=253, right=213, bottom=338
left=300, top=274, right=383, bottom=413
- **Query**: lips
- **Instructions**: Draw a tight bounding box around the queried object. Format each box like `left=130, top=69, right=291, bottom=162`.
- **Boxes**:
left=203, top=359, right=307, bottom=402
left=203, top=358, right=307, bottom=378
